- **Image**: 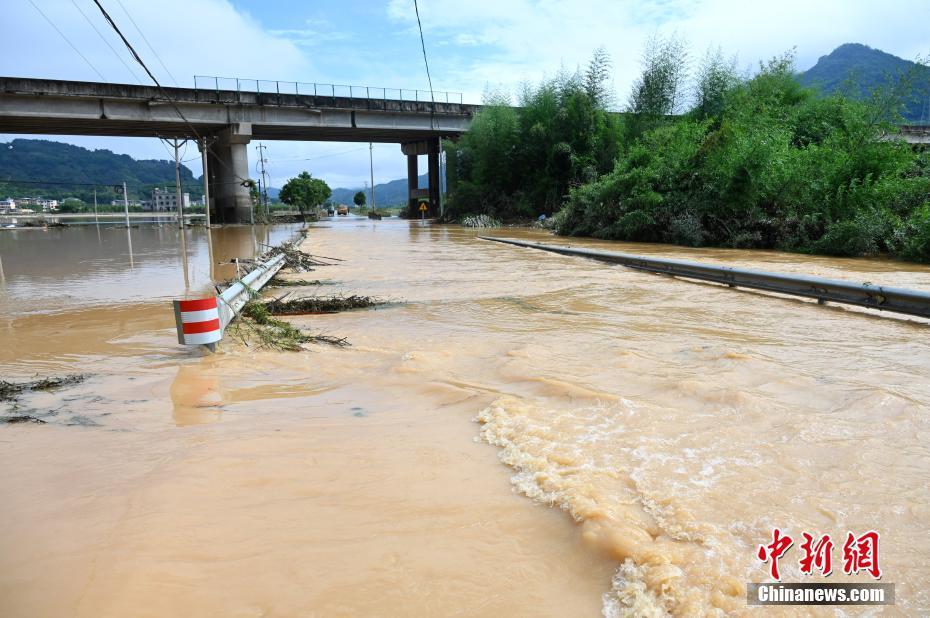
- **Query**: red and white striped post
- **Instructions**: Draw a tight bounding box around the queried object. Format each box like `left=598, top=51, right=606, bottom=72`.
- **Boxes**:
left=173, top=297, right=223, bottom=351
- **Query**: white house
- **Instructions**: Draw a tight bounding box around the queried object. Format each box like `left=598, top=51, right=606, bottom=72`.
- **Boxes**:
left=0, top=198, right=16, bottom=213
left=146, top=188, right=191, bottom=212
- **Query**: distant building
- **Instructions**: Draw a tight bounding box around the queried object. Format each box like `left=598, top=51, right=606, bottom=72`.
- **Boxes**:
left=0, top=198, right=15, bottom=213
left=146, top=188, right=190, bottom=212
left=110, top=199, right=142, bottom=207
left=37, top=198, right=58, bottom=212
left=10, top=197, right=58, bottom=212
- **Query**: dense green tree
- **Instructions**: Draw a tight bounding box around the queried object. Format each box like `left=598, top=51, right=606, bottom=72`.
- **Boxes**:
left=353, top=191, right=366, bottom=207
left=58, top=198, right=87, bottom=213
left=556, top=50, right=930, bottom=261
left=279, top=172, right=332, bottom=219
left=448, top=38, right=930, bottom=262
left=444, top=50, right=622, bottom=221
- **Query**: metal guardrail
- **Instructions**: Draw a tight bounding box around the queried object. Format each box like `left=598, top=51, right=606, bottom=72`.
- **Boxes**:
left=217, top=252, right=285, bottom=330
left=480, top=237, right=930, bottom=319
left=193, top=75, right=464, bottom=105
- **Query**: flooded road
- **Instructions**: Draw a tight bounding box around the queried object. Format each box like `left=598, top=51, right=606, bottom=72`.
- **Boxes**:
left=2, top=219, right=929, bottom=616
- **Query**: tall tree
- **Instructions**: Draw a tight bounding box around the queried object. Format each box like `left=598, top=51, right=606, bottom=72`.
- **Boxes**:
left=584, top=46, right=613, bottom=109
left=693, top=47, right=740, bottom=120
left=279, top=172, right=332, bottom=219
left=627, top=35, right=689, bottom=116
left=353, top=190, right=366, bottom=208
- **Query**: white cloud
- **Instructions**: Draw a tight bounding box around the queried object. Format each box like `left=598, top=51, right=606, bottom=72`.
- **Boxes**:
left=270, top=18, right=349, bottom=48
left=2, top=0, right=309, bottom=85
left=387, top=0, right=930, bottom=105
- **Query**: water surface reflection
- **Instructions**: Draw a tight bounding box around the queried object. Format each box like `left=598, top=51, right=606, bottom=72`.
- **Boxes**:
left=0, top=223, right=303, bottom=316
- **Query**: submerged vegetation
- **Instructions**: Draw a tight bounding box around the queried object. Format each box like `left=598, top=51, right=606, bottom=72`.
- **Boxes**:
left=0, top=374, right=86, bottom=402
left=234, top=300, right=350, bottom=350
left=446, top=41, right=930, bottom=261
left=263, top=294, right=382, bottom=315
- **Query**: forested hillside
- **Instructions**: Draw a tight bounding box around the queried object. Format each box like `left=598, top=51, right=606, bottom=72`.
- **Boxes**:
left=799, top=43, right=930, bottom=123
left=0, top=139, right=202, bottom=204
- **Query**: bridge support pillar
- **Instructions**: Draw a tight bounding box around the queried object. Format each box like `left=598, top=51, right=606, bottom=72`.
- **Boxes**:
left=427, top=141, right=440, bottom=218
left=213, top=123, right=253, bottom=224
left=401, top=138, right=441, bottom=218
left=406, top=154, right=418, bottom=216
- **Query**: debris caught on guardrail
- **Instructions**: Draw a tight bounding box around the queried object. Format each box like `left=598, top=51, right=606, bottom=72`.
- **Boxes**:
left=267, top=277, right=334, bottom=287
left=259, top=241, right=342, bottom=271
left=263, top=294, right=382, bottom=315
left=230, top=300, right=350, bottom=350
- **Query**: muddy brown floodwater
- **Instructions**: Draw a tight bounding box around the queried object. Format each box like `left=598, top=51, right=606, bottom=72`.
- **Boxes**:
left=2, top=218, right=929, bottom=616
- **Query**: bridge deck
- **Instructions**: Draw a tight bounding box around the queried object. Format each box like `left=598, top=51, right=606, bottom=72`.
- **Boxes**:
left=0, top=77, right=478, bottom=142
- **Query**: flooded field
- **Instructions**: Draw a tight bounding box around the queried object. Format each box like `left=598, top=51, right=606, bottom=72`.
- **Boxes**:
left=2, top=218, right=929, bottom=616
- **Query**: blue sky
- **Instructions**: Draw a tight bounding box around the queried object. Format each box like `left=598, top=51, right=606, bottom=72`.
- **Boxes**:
left=2, top=0, right=929, bottom=190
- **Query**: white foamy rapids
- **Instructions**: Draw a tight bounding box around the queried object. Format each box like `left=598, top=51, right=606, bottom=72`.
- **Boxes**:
left=476, top=396, right=751, bottom=616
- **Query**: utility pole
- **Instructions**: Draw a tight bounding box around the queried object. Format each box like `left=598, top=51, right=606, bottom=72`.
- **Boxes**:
left=122, top=181, right=129, bottom=228
left=256, top=143, right=270, bottom=220
left=368, top=142, right=376, bottom=212
left=93, top=188, right=99, bottom=225
left=173, top=138, right=186, bottom=230
left=201, top=138, right=211, bottom=228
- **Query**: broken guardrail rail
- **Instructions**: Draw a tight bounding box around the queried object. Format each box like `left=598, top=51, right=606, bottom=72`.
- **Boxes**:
left=479, top=236, right=930, bottom=320
left=173, top=252, right=286, bottom=351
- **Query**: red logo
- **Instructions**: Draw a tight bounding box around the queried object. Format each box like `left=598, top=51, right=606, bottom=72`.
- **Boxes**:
left=757, top=529, right=882, bottom=580
left=757, top=528, right=794, bottom=581
left=799, top=532, right=834, bottom=577
left=842, top=531, right=882, bottom=580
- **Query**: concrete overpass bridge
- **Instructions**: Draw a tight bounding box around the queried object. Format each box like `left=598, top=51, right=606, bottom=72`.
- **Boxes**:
left=0, top=77, right=480, bottom=222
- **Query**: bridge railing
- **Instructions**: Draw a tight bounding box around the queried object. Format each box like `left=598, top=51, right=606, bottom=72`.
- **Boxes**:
left=193, top=75, right=465, bottom=105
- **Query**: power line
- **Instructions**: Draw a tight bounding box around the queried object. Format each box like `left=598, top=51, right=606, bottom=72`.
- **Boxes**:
left=0, top=177, right=245, bottom=189
left=413, top=0, right=435, bottom=107
left=268, top=146, right=369, bottom=163
left=112, top=0, right=179, bottom=86
left=26, top=0, right=106, bottom=81
left=90, top=0, right=249, bottom=187
left=70, top=0, right=143, bottom=83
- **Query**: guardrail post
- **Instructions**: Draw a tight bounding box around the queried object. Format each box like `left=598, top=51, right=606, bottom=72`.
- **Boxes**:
left=172, top=252, right=286, bottom=351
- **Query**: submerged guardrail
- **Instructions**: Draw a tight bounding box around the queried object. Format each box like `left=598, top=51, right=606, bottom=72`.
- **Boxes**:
left=173, top=252, right=286, bottom=352
left=479, top=237, right=930, bottom=320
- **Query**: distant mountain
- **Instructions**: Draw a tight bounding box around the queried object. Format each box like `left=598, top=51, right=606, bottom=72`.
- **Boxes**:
left=799, top=43, right=930, bottom=123
left=0, top=138, right=202, bottom=204
left=331, top=172, right=446, bottom=207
